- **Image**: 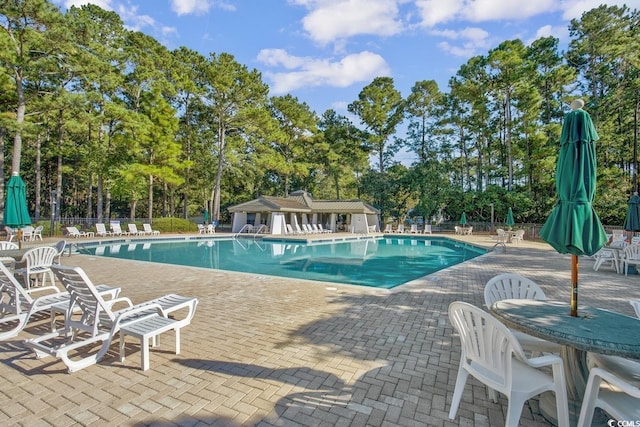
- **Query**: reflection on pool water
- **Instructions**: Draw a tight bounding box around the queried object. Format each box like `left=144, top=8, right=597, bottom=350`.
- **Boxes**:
left=79, top=237, right=486, bottom=289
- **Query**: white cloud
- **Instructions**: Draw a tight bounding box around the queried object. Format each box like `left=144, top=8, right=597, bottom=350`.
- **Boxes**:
left=58, top=0, right=113, bottom=10
left=559, top=0, right=640, bottom=20
left=415, top=0, right=463, bottom=27
left=415, top=0, right=561, bottom=27
left=429, top=26, right=490, bottom=57
left=170, top=0, right=212, bottom=16
left=530, top=24, right=568, bottom=44
left=293, top=0, right=404, bottom=44
left=257, top=49, right=391, bottom=93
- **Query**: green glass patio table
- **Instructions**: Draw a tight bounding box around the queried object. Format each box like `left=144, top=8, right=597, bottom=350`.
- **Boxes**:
left=490, top=299, right=640, bottom=423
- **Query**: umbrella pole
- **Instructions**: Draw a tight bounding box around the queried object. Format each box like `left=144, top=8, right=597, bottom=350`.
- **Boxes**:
left=571, top=255, right=578, bottom=317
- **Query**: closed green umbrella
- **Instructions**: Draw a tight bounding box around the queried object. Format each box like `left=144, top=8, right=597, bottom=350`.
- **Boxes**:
left=539, top=100, right=607, bottom=317
left=4, top=173, right=31, bottom=247
left=203, top=209, right=209, bottom=224
left=623, top=192, right=640, bottom=234
left=506, top=207, right=515, bottom=229
left=459, top=212, right=467, bottom=225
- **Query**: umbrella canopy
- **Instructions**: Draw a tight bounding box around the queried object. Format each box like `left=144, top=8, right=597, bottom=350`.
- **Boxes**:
left=506, top=207, right=515, bottom=228
left=3, top=173, right=31, bottom=229
left=623, top=193, right=640, bottom=233
left=459, top=212, right=467, bottom=225
left=539, top=101, right=607, bottom=316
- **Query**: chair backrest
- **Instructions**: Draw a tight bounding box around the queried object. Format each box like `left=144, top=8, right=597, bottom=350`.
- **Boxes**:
left=384, top=224, right=392, bottom=232
left=111, top=222, right=123, bottom=233
left=54, top=240, right=66, bottom=260
left=51, top=264, right=117, bottom=336
left=0, top=241, right=19, bottom=250
left=143, top=223, right=153, bottom=233
left=484, top=273, right=547, bottom=308
left=424, top=224, right=432, bottom=233
left=448, top=301, right=525, bottom=394
left=21, top=246, right=59, bottom=270
left=96, top=223, right=107, bottom=233
left=66, top=226, right=80, bottom=235
left=0, top=261, right=34, bottom=313
left=578, top=367, right=640, bottom=427
left=623, top=244, right=640, bottom=259
left=397, top=224, right=405, bottom=232
left=410, top=224, right=418, bottom=232
left=630, top=300, right=640, bottom=318
left=128, top=224, right=139, bottom=233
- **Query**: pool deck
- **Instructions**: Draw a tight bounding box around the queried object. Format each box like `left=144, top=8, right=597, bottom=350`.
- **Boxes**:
left=1, top=232, right=639, bottom=426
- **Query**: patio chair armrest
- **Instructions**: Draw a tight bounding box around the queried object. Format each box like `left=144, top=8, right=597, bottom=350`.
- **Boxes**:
left=104, top=297, right=134, bottom=310
left=524, top=354, right=563, bottom=369
left=113, top=302, right=164, bottom=327
left=26, top=285, right=62, bottom=296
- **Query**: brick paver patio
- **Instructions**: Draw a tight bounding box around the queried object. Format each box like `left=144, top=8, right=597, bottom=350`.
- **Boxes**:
left=1, top=233, right=638, bottom=426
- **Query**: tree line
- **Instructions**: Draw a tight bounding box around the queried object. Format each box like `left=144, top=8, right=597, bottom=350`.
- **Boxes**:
left=1, top=1, right=638, bottom=228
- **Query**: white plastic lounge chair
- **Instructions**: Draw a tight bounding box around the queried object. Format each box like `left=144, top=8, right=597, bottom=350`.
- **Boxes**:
left=15, top=246, right=59, bottom=290
left=0, top=262, right=120, bottom=341
left=318, top=224, right=332, bottom=233
left=396, top=224, right=405, bottom=233
left=65, top=226, right=93, bottom=238
left=143, top=223, right=160, bottom=235
left=577, top=367, right=640, bottom=427
left=110, top=222, right=126, bottom=236
left=294, top=223, right=305, bottom=234
left=383, top=224, right=393, bottom=233
left=422, top=224, right=432, bottom=234
left=484, top=273, right=561, bottom=356
left=0, top=241, right=19, bottom=250
left=127, top=224, right=145, bottom=236
left=448, top=301, right=569, bottom=427
left=95, top=223, right=112, bottom=237
left=410, top=224, right=418, bottom=233
left=25, top=265, right=198, bottom=372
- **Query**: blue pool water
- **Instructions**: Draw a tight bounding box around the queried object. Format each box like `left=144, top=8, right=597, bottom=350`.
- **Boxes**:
left=78, top=237, right=486, bottom=289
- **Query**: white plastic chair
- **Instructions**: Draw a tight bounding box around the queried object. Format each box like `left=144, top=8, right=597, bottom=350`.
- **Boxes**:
left=593, top=247, right=621, bottom=273
left=0, top=241, right=19, bottom=250
left=0, top=261, right=119, bottom=340
left=621, top=244, right=640, bottom=275
left=484, top=273, right=561, bottom=355
left=448, top=301, right=569, bottom=427
left=15, top=246, right=59, bottom=290
left=577, top=367, right=640, bottom=427
left=587, top=300, right=640, bottom=388
left=32, top=225, right=43, bottom=241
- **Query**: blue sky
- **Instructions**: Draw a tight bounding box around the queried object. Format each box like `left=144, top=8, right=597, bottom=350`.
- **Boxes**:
left=54, top=1, right=639, bottom=122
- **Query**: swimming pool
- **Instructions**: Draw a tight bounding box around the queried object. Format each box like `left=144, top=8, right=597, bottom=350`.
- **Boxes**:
left=78, top=237, right=486, bottom=289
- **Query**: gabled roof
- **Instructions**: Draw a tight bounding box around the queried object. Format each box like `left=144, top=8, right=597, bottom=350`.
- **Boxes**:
left=227, top=196, right=311, bottom=213
left=227, top=191, right=379, bottom=215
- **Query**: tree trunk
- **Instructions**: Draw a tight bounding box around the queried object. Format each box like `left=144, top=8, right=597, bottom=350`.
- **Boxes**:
left=97, top=174, right=104, bottom=222
left=34, top=133, right=41, bottom=220
left=11, top=72, right=25, bottom=174
left=147, top=174, right=153, bottom=223
left=212, top=124, right=226, bottom=221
